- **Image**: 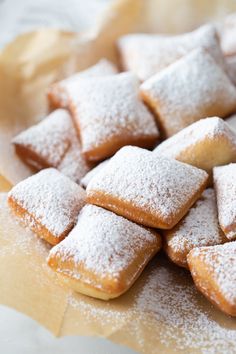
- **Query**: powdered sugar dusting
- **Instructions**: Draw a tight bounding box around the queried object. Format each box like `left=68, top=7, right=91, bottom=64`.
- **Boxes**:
left=48, top=58, right=118, bottom=107
left=0, top=194, right=50, bottom=258
left=154, top=117, right=236, bottom=159
left=49, top=204, right=159, bottom=284
left=58, top=138, right=91, bottom=184
left=164, top=189, right=226, bottom=261
left=12, top=109, right=74, bottom=168
left=190, top=242, right=236, bottom=307
left=8, top=168, right=85, bottom=237
left=118, top=24, right=224, bottom=81
left=141, top=48, right=236, bottom=137
left=80, top=159, right=109, bottom=189
left=214, top=164, right=236, bottom=239
left=87, top=146, right=208, bottom=222
left=68, top=256, right=236, bottom=354
left=72, top=72, right=159, bottom=153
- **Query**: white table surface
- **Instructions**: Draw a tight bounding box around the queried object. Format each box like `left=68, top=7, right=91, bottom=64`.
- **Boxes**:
left=0, top=1, right=137, bottom=353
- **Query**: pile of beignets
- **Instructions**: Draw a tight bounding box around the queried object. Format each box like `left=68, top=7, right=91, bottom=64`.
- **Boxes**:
left=7, top=18, right=236, bottom=317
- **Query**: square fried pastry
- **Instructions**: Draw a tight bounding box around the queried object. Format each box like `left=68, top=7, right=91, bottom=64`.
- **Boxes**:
left=47, top=204, right=161, bottom=300
left=12, top=109, right=91, bottom=183
left=163, top=189, right=226, bottom=269
left=70, top=72, right=159, bottom=162
left=140, top=48, right=236, bottom=137
left=213, top=164, right=236, bottom=240
left=47, top=58, right=117, bottom=109
left=154, top=117, right=236, bottom=175
left=187, top=242, right=236, bottom=316
left=117, top=24, right=224, bottom=81
left=86, top=146, right=208, bottom=229
left=8, top=168, right=85, bottom=245
left=12, top=109, right=73, bottom=170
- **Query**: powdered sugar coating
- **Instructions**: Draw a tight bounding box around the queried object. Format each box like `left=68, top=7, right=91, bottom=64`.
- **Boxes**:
left=72, top=72, right=159, bottom=154
left=68, top=255, right=236, bottom=353
left=214, top=164, right=236, bottom=239
left=80, top=159, right=109, bottom=189
left=57, top=138, right=91, bottom=184
left=164, top=189, right=225, bottom=260
left=189, top=242, right=236, bottom=306
left=12, top=109, right=74, bottom=168
left=48, top=204, right=160, bottom=285
left=48, top=58, right=118, bottom=108
left=87, top=146, right=208, bottom=225
left=141, top=48, right=236, bottom=137
left=154, top=117, right=236, bottom=169
left=8, top=168, right=85, bottom=237
left=118, top=24, right=224, bottom=81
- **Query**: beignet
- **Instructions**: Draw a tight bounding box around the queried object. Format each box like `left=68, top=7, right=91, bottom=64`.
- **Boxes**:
left=47, top=58, right=117, bottom=109
left=12, top=109, right=73, bottom=170
left=12, top=109, right=91, bottom=183
left=86, top=146, right=208, bottom=229
left=8, top=168, right=85, bottom=245
left=188, top=242, right=236, bottom=316
left=213, top=164, right=236, bottom=240
left=70, top=72, right=159, bottom=161
left=164, top=189, right=226, bottom=268
left=47, top=204, right=161, bottom=300
left=154, top=117, right=236, bottom=176
left=140, top=48, right=236, bottom=137
left=117, top=24, right=224, bottom=81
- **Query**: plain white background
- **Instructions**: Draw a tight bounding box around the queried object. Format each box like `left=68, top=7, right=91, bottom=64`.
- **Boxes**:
left=0, top=0, right=137, bottom=353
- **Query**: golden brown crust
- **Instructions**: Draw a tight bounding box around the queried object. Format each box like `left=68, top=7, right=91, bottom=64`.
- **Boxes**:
left=13, top=143, right=52, bottom=171
left=47, top=205, right=162, bottom=300
left=187, top=248, right=236, bottom=316
left=48, top=239, right=160, bottom=300
left=82, top=135, right=158, bottom=162
left=87, top=178, right=208, bottom=229
left=8, top=196, right=68, bottom=245
left=140, top=48, right=236, bottom=138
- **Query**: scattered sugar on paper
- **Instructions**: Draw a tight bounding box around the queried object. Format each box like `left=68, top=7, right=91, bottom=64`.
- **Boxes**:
left=69, top=256, right=236, bottom=354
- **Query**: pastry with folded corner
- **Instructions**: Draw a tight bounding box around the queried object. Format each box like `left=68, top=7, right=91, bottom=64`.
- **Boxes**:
left=164, top=189, right=227, bottom=268
left=8, top=168, right=85, bottom=245
left=188, top=242, right=236, bottom=316
left=12, top=109, right=91, bottom=183
left=47, top=58, right=118, bottom=109
left=86, top=146, right=208, bottom=229
left=47, top=204, right=161, bottom=300
left=140, top=48, right=236, bottom=137
left=213, top=164, right=236, bottom=240
left=117, top=24, right=224, bottom=81
left=154, top=117, right=236, bottom=176
left=71, top=72, right=159, bottom=161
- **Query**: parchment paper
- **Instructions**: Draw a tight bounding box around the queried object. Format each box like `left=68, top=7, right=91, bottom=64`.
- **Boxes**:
left=1, top=0, right=236, bottom=353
